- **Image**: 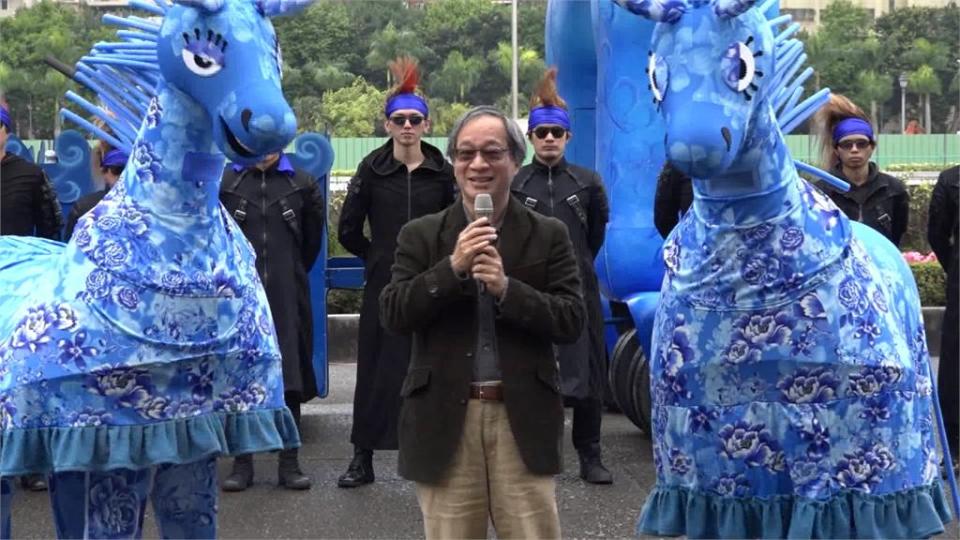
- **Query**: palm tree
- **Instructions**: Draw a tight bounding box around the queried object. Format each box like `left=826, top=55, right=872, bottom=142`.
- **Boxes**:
left=856, top=71, right=892, bottom=128
left=904, top=38, right=950, bottom=132
left=365, top=22, right=433, bottom=86
left=909, top=65, right=942, bottom=133
left=431, top=51, right=484, bottom=102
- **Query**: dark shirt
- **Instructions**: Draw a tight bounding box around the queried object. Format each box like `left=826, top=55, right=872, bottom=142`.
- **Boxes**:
left=473, top=291, right=502, bottom=382
left=0, top=153, right=63, bottom=239
left=928, top=165, right=959, bottom=277
left=65, top=189, right=108, bottom=240
left=653, top=162, right=694, bottom=239
left=820, top=162, right=910, bottom=247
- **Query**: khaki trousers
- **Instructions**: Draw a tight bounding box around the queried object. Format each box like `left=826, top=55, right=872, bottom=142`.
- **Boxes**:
left=415, top=400, right=561, bottom=540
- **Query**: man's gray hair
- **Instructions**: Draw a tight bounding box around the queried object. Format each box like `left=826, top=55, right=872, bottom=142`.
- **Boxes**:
left=446, top=106, right=526, bottom=166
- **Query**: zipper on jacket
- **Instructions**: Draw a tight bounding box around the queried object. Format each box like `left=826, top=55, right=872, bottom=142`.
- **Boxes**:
left=407, top=170, right=412, bottom=222
left=547, top=167, right=555, bottom=215
left=261, top=170, right=269, bottom=287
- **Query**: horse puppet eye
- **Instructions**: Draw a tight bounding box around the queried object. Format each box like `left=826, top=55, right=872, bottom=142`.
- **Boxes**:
left=722, top=40, right=763, bottom=100
left=181, top=35, right=225, bottom=77
left=647, top=51, right=669, bottom=103
left=182, top=49, right=223, bottom=76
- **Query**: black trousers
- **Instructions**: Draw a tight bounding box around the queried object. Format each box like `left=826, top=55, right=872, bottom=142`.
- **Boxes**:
left=571, top=397, right=602, bottom=452
left=938, top=274, right=959, bottom=457
left=285, top=391, right=302, bottom=430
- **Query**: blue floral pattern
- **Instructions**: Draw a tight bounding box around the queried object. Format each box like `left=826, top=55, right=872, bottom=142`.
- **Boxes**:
left=0, top=0, right=300, bottom=477
left=617, top=0, right=951, bottom=536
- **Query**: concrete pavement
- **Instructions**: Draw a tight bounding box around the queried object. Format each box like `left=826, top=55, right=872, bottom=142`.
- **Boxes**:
left=8, top=360, right=959, bottom=538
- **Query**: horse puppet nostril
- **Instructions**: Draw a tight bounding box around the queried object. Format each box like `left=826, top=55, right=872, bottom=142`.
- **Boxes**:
left=241, top=109, right=252, bottom=132
left=721, top=127, right=732, bottom=152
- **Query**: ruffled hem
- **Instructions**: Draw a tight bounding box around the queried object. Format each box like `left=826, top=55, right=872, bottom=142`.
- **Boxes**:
left=0, top=408, right=300, bottom=475
left=638, top=482, right=953, bottom=539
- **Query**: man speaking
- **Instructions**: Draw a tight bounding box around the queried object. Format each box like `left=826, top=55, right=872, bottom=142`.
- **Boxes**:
left=380, top=106, right=584, bottom=539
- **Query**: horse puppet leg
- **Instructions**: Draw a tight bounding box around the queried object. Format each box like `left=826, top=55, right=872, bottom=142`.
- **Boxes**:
left=150, top=456, right=218, bottom=539
left=48, top=468, right=151, bottom=539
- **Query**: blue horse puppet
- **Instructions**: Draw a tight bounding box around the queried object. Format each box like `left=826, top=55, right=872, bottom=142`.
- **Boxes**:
left=0, top=0, right=311, bottom=536
left=615, top=0, right=954, bottom=537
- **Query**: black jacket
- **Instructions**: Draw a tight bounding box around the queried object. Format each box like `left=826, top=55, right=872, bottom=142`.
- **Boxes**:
left=337, top=139, right=455, bottom=449
left=65, top=189, right=108, bottom=240
left=1, top=153, right=63, bottom=240
left=928, top=165, right=959, bottom=279
left=380, top=196, right=584, bottom=483
left=653, top=162, right=693, bottom=239
left=512, top=156, right=609, bottom=399
left=820, top=163, right=910, bottom=247
left=220, top=160, right=325, bottom=401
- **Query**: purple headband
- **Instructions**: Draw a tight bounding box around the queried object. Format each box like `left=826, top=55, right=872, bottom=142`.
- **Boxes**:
left=385, top=93, right=429, bottom=118
left=0, top=107, right=11, bottom=132
left=528, top=105, right=571, bottom=131
left=101, top=149, right=129, bottom=168
left=833, top=117, right=874, bottom=144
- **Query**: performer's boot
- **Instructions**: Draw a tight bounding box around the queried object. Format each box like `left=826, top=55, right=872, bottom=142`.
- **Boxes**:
left=19, top=474, right=47, bottom=491
left=578, top=443, right=613, bottom=484
left=278, top=448, right=311, bottom=490
left=337, top=447, right=374, bottom=488
left=222, top=454, right=254, bottom=492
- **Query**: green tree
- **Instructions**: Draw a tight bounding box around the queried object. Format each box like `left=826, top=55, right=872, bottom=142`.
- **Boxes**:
left=800, top=0, right=875, bottom=101
left=875, top=5, right=959, bottom=132
left=908, top=65, right=942, bottom=133
left=292, top=95, right=326, bottom=134
left=430, top=51, right=485, bottom=102
left=0, top=2, right=113, bottom=138
left=366, top=22, right=435, bottom=86
left=320, top=77, right=385, bottom=136
left=855, top=70, right=893, bottom=129
left=489, top=41, right=547, bottom=111
left=273, top=0, right=353, bottom=68
left=429, top=99, right=471, bottom=137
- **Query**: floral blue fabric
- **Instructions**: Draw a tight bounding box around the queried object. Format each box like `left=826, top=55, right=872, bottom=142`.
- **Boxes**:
left=615, top=0, right=952, bottom=537
left=0, top=0, right=309, bottom=476
left=47, top=457, right=218, bottom=538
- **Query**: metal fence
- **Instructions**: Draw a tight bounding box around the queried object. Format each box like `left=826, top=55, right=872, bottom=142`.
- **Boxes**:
left=21, top=133, right=959, bottom=173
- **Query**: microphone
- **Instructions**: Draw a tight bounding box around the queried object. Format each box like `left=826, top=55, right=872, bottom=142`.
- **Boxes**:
left=474, top=193, right=494, bottom=222
left=474, top=194, right=494, bottom=294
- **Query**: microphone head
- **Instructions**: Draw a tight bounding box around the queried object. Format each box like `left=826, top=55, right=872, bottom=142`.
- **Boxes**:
left=474, top=193, right=494, bottom=219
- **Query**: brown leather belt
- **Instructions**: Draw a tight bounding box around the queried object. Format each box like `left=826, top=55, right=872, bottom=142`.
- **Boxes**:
left=469, top=383, right=503, bottom=401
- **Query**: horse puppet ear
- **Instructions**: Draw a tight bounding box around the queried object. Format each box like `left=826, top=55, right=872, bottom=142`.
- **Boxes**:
left=172, top=0, right=225, bottom=13
left=256, top=0, right=314, bottom=17
left=614, top=0, right=687, bottom=23
left=713, top=0, right=757, bottom=19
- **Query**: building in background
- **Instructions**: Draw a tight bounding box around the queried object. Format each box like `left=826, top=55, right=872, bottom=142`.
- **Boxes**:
left=781, top=0, right=952, bottom=30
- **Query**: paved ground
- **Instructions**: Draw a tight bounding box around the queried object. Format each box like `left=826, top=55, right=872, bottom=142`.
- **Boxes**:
left=7, top=360, right=959, bottom=539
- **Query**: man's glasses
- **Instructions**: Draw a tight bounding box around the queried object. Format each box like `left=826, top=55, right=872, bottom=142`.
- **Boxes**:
left=836, top=139, right=872, bottom=151
left=453, top=147, right=509, bottom=164
left=389, top=115, right=425, bottom=127
left=532, top=126, right=567, bottom=140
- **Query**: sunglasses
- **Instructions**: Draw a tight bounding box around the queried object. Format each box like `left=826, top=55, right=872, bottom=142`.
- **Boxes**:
left=836, top=139, right=872, bottom=151
left=532, top=126, right=567, bottom=140
left=389, top=115, right=425, bottom=127
left=453, top=147, right=509, bottom=164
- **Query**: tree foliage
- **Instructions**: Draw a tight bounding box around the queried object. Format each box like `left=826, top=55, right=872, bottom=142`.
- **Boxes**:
left=320, top=77, right=385, bottom=137
left=0, top=1, right=114, bottom=138
left=803, top=2, right=959, bottom=133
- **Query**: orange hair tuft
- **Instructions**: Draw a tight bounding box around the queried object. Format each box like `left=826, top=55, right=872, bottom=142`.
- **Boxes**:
left=529, top=67, right=568, bottom=110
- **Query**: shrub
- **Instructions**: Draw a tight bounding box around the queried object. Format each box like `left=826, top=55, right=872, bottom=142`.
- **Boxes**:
left=910, top=262, right=947, bottom=306
left=327, top=289, right=363, bottom=314
left=901, top=182, right=934, bottom=254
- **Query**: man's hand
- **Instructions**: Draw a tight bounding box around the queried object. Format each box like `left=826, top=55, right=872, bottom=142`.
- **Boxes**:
left=472, top=244, right=507, bottom=299
left=451, top=218, right=498, bottom=276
